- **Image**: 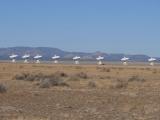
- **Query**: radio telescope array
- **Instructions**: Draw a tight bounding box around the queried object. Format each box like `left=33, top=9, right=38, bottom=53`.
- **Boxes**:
left=7, top=54, right=160, bottom=66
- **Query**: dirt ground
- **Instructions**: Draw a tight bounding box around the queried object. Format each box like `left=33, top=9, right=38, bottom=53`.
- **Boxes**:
left=0, top=63, right=160, bottom=120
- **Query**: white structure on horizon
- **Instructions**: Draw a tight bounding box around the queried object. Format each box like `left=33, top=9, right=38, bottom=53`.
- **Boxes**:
left=52, top=55, right=60, bottom=64
left=73, top=56, right=81, bottom=64
left=148, top=57, right=156, bottom=66
left=34, top=55, right=42, bottom=63
left=22, top=54, right=30, bottom=63
left=96, top=56, right=104, bottom=65
left=9, top=54, right=18, bottom=63
left=121, top=57, right=129, bottom=65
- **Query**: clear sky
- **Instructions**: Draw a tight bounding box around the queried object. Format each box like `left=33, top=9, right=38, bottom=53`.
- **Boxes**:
left=0, top=0, right=160, bottom=56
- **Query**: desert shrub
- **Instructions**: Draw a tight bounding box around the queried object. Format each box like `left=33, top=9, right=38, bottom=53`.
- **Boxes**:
left=75, top=66, right=82, bottom=69
left=117, top=67, right=124, bottom=71
left=99, top=76, right=111, bottom=79
left=2, top=67, right=6, bottom=71
left=128, top=75, right=145, bottom=82
left=54, top=71, right=68, bottom=77
left=0, top=84, right=7, bottom=93
left=67, top=76, right=80, bottom=81
left=111, top=79, right=128, bottom=89
left=19, top=65, right=24, bottom=69
left=75, top=72, right=88, bottom=79
left=88, top=81, right=97, bottom=88
left=146, top=68, right=151, bottom=71
left=14, top=72, right=69, bottom=88
left=39, top=76, right=69, bottom=88
left=13, top=71, right=68, bottom=81
left=98, top=67, right=111, bottom=72
left=152, top=69, right=157, bottom=74
left=13, top=73, right=36, bottom=81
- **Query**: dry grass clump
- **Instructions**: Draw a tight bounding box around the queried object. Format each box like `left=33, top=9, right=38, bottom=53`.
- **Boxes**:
left=111, top=79, right=128, bottom=89
left=128, top=75, right=145, bottom=82
left=152, top=69, right=157, bottom=74
left=75, top=72, right=88, bottom=79
left=54, top=71, right=68, bottom=77
left=13, top=72, right=69, bottom=88
left=39, top=77, right=69, bottom=88
left=97, top=67, right=111, bottom=72
left=67, top=76, right=80, bottom=81
left=13, top=73, right=43, bottom=81
left=0, top=84, right=7, bottom=93
left=13, top=71, right=68, bottom=81
left=88, top=81, right=97, bottom=88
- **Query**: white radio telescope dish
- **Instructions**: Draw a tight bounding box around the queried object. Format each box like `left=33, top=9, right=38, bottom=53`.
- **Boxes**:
left=52, top=55, right=60, bottom=64
left=9, top=54, right=18, bottom=63
left=73, top=56, right=81, bottom=64
left=148, top=57, right=156, bottom=66
left=121, top=57, right=129, bottom=65
left=22, top=54, right=30, bottom=63
left=96, top=56, right=104, bottom=65
left=34, top=55, right=42, bottom=63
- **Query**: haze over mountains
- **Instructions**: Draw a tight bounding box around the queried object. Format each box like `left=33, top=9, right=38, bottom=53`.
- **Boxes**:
left=0, top=47, right=156, bottom=62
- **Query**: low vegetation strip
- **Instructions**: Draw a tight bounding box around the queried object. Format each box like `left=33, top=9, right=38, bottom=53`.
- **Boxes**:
left=13, top=72, right=69, bottom=88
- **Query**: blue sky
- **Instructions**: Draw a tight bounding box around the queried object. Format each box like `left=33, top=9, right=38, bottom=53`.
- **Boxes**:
left=0, top=0, right=160, bottom=56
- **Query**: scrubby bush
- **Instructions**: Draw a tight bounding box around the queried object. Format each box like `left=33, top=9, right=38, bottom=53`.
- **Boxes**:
left=152, top=69, right=157, bottom=74
left=75, top=72, right=88, bottom=79
left=0, top=84, right=7, bottom=93
left=13, top=71, right=68, bottom=81
left=111, top=79, right=128, bottom=89
left=13, top=72, right=69, bottom=88
left=67, top=76, right=80, bottom=81
left=13, top=73, right=36, bottom=81
left=128, top=75, right=145, bottom=82
left=54, top=71, right=68, bottom=77
left=39, top=77, right=69, bottom=88
left=97, top=67, right=111, bottom=72
left=88, top=81, right=97, bottom=88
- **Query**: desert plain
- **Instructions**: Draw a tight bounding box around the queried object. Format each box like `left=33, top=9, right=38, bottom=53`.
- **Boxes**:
left=0, top=62, right=160, bottom=120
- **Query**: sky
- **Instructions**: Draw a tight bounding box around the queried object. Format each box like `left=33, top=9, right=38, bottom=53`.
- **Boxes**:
left=0, top=0, right=160, bottom=56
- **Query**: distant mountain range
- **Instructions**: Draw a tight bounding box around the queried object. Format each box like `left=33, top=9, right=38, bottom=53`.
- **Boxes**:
left=0, top=47, right=157, bottom=62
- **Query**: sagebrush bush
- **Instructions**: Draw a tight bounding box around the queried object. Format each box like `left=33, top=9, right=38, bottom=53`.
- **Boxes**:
left=88, top=81, right=97, bottom=88
left=0, top=84, right=7, bottom=93
left=128, top=75, right=145, bottom=82
left=111, top=79, right=128, bottom=89
left=75, top=72, right=88, bottom=79
left=39, top=77, right=69, bottom=88
left=97, top=67, right=111, bottom=72
left=13, top=72, right=69, bottom=88
left=13, top=71, right=68, bottom=81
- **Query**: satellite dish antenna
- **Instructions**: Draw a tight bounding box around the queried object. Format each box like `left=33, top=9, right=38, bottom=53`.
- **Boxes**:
left=96, top=56, right=104, bottom=65
left=22, top=54, right=30, bottom=63
left=148, top=57, right=156, bottom=66
left=9, top=54, right=18, bottom=63
left=121, top=57, right=129, bottom=65
left=73, top=56, right=81, bottom=64
left=34, top=55, right=42, bottom=63
left=52, top=55, right=60, bottom=64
